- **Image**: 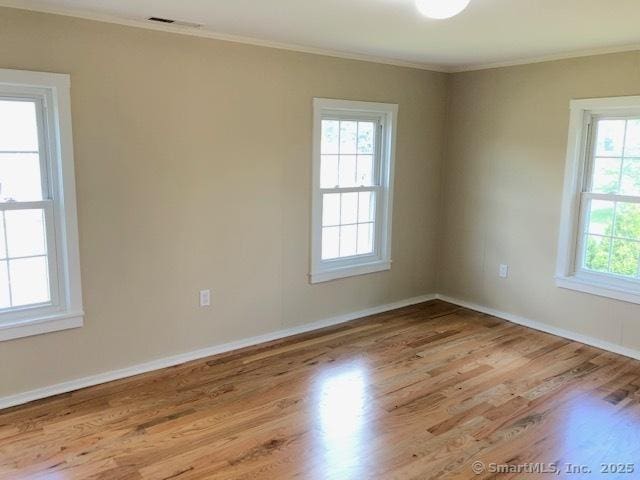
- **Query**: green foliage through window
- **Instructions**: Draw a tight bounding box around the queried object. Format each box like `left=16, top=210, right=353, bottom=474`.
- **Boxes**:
left=585, top=202, right=640, bottom=277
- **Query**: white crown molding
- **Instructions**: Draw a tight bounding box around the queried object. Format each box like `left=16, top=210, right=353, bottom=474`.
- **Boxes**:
left=451, top=43, right=640, bottom=73
left=3, top=2, right=640, bottom=74
left=0, top=293, right=436, bottom=410
left=0, top=2, right=449, bottom=73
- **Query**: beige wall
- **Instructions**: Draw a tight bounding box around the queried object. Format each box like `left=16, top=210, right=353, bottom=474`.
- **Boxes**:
left=440, top=51, right=640, bottom=351
left=5, top=5, right=640, bottom=402
left=0, top=7, right=447, bottom=397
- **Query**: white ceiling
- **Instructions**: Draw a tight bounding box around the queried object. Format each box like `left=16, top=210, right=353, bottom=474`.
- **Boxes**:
left=3, top=0, right=640, bottom=71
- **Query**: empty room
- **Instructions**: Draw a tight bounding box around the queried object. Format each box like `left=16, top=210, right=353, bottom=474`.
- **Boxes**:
left=2, top=0, right=640, bottom=478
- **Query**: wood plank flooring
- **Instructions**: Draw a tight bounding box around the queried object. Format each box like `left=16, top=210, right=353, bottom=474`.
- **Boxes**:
left=2, top=300, right=640, bottom=479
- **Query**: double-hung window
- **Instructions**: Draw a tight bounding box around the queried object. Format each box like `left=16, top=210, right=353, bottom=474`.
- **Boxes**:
left=557, top=96, right=640, bottom=304
left=0, top=69, right=83, bottom=341
left=310, top=99, right=397, bottom=283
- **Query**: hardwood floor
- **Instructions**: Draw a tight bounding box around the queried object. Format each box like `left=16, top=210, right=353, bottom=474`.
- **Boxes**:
left=2, top=300, right=640, bottom=479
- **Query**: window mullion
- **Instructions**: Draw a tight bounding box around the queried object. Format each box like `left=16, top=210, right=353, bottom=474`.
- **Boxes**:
left=320, top=186, right=379, bottom=194
left=2, top=211, right=12, bottom=308
left=0, top=150, right=39, bottom=154
left=582, top=118, right=595, bottom=193
left=0, top=199, right=52, bottom=211
left=355, top=186, right=360, bottom=252
left=617, top=120, right=629, bottom=193
left=35, top=96, right=51, bottom=201
left=582, top=192, right=640, bottom=204
left=636, top=238, right=640, bottom=279
left=375, top=121, right=383, bottom=186
left=606, top=202, right=618, bottom=272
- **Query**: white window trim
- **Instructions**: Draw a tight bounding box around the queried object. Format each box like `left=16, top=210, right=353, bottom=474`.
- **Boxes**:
left=310, top=98, right=397, bottom=284
left=557, top=95, right=640, bottom=304
left=0, top=69, right=83, bottom=341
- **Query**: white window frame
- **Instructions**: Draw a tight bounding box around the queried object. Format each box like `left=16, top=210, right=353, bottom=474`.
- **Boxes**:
left=557, top=95, right=640, bottom=304
left=0, top=69, right=83, bottom=341
left=310, top=98, right=397, bottom=284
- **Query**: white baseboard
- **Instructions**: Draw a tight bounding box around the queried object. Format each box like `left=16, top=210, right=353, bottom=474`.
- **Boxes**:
left=0, top=293, right=436, bottom=410
left=437, top=294, right=640, bottom=362
left=7, top=292, right=638, bottom=411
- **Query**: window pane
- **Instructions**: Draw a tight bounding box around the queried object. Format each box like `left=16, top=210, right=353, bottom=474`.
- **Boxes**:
left=338, top=155, right=357, bottom=187
left=610, top=239, right=640, bottom=277
left=586, top=200, right=614, bottom=236
left=357, top=223, right=374, bottom=255
left=0, top=153, right=43, bottom=202
left=591, top=157, right=621, bottom=194
left=584, top=234, right=611, bottom=272
left=320, top=155, right=339, bottom=188
left=0, top=100, right=39, bottom=152
left=356, top=155, right=374, bottom=186
left=339, top=121, right=357, bottom=154
left=0, top=261, right=9, bottom=309
left=614, top=202, right=640, bottom=240
left=9, top=256, right=50, bottom=306
left=5, top=209, right=47, bottom=258
left=358, top=191, right=375, bottom=223
left=620, top=158, right=640, bottom=196
left=624, top=119, right=640, bottom=157
left=339, top=225, right=357, bottom=257
left=340, top=192, right=358, bottom=225
left=322, top=193, right=340, bottom=227
left=596, top=120, right=625, bottom=157
left=322, top=226, right=339, bottom=260
left=357, top=122, right=375, bottom=154
left=321, top=120, right=339, bottom=155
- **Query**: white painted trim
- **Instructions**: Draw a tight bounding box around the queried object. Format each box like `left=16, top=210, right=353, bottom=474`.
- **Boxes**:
left=6, top=291, right=640, bottom=410
left=569, top=95, right=640, bottom=112
left=436, top=294, right=640, bottom=362
left=556, top=96, right=640, bottom=305
left=0, top=68, right=69, bottom=88
left=310, top=98, right=397, bottom=284
left=0, top=3, right=447, bottom=73
left=555, top=101, right=590, bottom=280
left=4, top=2, right=640, bottom=74
left=0, top=69, right=84, bottom=342
left=0, top=312, right=83, bottom=341
left=0, top=293, right=436, bottom=410
left=556, top=275, right=640, bottom=306
left=450, top=44, right=640, bottom=73
left=310, top=260, right=391, bottom=284
left=3, top=2, right=640, bottom=74
left=0, top=312, right=84, bottom=342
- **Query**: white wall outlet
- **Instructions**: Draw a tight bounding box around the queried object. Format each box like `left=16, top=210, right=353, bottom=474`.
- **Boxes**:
left=499, top=264, right=509, bottom=279
left=199, top=289, right=211, bottom=307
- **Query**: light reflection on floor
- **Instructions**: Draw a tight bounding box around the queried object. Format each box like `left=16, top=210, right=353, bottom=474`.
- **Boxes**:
left=560, top=396, right=640, bottom=470
left=314, top=364, right=375, bottom=479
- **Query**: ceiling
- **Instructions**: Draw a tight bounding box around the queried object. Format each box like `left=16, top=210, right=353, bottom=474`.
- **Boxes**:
left=3, top=0, right=640, bottom=71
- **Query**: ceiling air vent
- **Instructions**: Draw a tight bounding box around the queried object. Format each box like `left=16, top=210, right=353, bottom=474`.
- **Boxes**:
left=147, top=17, right=202, bottom=28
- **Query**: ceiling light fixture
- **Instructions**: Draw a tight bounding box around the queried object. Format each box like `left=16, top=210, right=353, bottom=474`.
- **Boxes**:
left=415, top=0, right=471, bottom=19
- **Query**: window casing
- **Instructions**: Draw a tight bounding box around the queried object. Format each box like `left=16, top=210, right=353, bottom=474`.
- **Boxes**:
left=0, top=69, right=83, bottom=341
left=310, top=99, right=397, bottom=283
left=557, top=96, right=640, bottom=304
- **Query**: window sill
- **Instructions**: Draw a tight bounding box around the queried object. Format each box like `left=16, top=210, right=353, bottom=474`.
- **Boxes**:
left=310, top=260, right=391, bottom=284
left=556, top=274, right=640, bottom=305
left=0, top=311, right=84, bottom=341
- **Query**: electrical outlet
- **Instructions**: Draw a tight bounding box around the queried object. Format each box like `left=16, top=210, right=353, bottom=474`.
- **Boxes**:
left=499, top=264, right=509, bottom=279
left=199, top=289, right=211, bottom=307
